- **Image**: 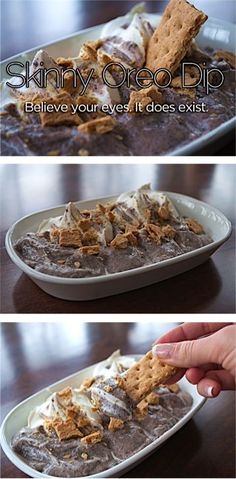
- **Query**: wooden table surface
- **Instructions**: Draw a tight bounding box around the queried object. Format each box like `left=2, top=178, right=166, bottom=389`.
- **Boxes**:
left=1, top=0, right=235, bottom=155
left=1, top=164, right=235, bottom=314
left=1, top=321, right=235, bottom=478
left=2, top=0, right=236, bottom=60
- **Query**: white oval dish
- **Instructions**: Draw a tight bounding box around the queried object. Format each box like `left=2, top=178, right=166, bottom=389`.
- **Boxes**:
left=5, top=191, right=232, bottom=301
left=1, top=14, right=235, bottom=156
left=0, top=355, right=206, bottom=479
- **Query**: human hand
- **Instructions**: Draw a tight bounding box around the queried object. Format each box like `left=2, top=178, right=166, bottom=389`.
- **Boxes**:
left=152, top=323, right=235, bottom=398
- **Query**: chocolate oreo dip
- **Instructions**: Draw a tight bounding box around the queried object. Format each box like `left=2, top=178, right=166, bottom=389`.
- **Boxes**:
left=12, top=351, right=193, bottom=477
left=1, top=1, right=235, bottom=156
left=14, top=185, right=213, bottom=278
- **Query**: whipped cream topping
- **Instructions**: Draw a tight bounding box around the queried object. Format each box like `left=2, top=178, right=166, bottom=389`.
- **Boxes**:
left=1, top=7, right=156, bottom=110
left=116, top=184, right=180, bottom=222
left=28, top=388, right=101, bottom=429
left=37, top=185, right=180, bottom=241
left=92, top=350, right=136, bottom=379
left=37, top=201, right=114, bottom=245
left=38, top=202, right=82, bottom=234
left=10, top=50, right=62, bottom=99
left=27, top=351, right=137, bottom=430
left=99, top=13, right=154, bottom=68
left=4, top=49, right=120, bottom=108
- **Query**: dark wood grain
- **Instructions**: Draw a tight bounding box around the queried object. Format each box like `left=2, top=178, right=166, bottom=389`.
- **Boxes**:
left=0, top=322, right=235, bottom=478
left=1, top=164, right=235, bottom=313
left=1, top=0, right=236, bottom=60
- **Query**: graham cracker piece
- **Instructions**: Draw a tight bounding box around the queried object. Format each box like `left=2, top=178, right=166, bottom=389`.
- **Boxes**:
left=59, top=229, right=82, bottom=248
left=78, top=116, right=116, bottom=135
left=65, top=405, right=81, bottom=421
left=55, top=419, right=83, bottom=441
left=56, top=57, right=74, bottom=69
left=50, top=228, right=60, bottom=243
left=108, top=417, right=124, bottom=432
left=145, top=391, right=160, bottom=405
left=116, top=376, right=126, bottom=390
left=144, top=223, right=164, bottom=244
left=45, top=418, right=83, bottom=441
left=106, top=210, right=115, bottom=223
left=38, top=93, right=82, bottom=127
left=82, top=228, right=99, bottom=244
left=79, top=40, right=103, bottom=62
left=128, top=86, right=162, bottom=113
left=79, top=245, right=100, bottom=255
left=124, top=231, right=138, bottom=246
left=146, top=0, right=207, bottom=82
left=158, top=205, right=170, bottom=220
left=174, top=87, right=196, bottom=99
left=81, top=431, right=103, bottom=445
left=123, top=351, right=178, bottom=402
left=80, top=377, right=95, bottom=390
left=110, top=234, right=129, bottom=249
left=214, top=50, right=236, bottom=69
left=144, top=208, right=152, bottom=223
left=167, top=383, right=180, bottom=393
left=97, top=203, right=107, bottom=214
left=136, top=391, right=159, bottom=416
left=185, top=217, right=203, bottom=234
left=78, top=219, right=93, bottom=232
left=135, top=401, right=148, bottom=419
left=135, top=391, right=159, bottom=420
left=125, top=224, right=139, bottom=234
left=171, top=65, right=201, bottom=89
left=65, top=406, right=91, bottom=429
left=161, top=224, right=176, bottom=239
left=76, top=416, right=91, bottom=428
left=57, top=387, right=73, bottom=404
left=96, top=202, right=115, bottom=215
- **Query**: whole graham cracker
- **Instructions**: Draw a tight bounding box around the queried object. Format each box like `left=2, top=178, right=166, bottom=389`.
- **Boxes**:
left=146, top=0, right=207, bottom=82
left=123, top=351, right=178, bottom=402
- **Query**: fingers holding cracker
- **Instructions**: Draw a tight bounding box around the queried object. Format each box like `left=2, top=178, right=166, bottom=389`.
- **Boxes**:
left=123, top=351, right=178, bottom=402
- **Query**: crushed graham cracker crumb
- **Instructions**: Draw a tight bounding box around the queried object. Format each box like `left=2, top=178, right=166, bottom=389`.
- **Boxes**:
left=144, top=223, right=164, bottom=244
left=124, top=231, right=138, bottom=246
left=50, top=228, right=60, bottom=243
left=128, top=86, right=162, bottom=113
left=161, top=224, right=176, bottom=239
left=108, top=417, right=124, bottom=432
left=56, top=57, right=74, bottom=69
left=79, top=245, right=100, bottom=255
left=57, top=387, right=73, bottom=402
left=79, top=40, right=103, bottom=62
left=78, top=116, right=116, bottom=135
left=44, top=418, right=83, bottom=441
left=81, top=431, right=103, bottom=445
left=167, top=383, right=180, bottom=393
left=80, top=377, right=95, bottom=389
left=185, top=218, right=204, bottom=234
left=110, top=234, right=129, bottom=249
left=158, top=205, right=170, bottom=220
left=59, top=229, right=82, bottom=248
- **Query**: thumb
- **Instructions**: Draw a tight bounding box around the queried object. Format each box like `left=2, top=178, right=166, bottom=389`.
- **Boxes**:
left=152, top=336, right=218, bottom=369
